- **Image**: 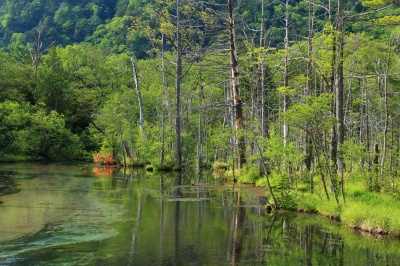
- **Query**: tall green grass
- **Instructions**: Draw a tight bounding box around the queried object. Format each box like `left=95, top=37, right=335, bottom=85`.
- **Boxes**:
left=341, top=192, right=400, bottom=236
left=294, top=176, right=400, bottom=236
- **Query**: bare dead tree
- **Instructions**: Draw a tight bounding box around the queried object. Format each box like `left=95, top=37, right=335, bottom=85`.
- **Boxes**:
left=228, top=0, right=246, bottom=169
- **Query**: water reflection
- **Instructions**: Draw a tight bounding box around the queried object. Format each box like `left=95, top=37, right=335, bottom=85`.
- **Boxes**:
left=230, top=190, right=245, bottom=266
left=174, top=172, right=181, bottom=266
left=0, top=164, right=399, bottom=265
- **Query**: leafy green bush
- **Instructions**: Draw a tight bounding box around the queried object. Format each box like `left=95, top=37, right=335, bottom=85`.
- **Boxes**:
left=16, top=107, right=87, bottom=160
left=212, top=161, right=229, bottom=179
left=0, top=101, right=30, bottom=154
left=212, top=161, right=228, bottom=171
left=223, top=169, right=237, bottom=181
left=153, top=161, right=175, bottom=171
left=238, top=164, right=260, bottom=184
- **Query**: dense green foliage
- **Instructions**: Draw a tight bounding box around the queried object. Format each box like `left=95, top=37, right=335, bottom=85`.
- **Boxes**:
left=1, top=0, right=400, bottom=234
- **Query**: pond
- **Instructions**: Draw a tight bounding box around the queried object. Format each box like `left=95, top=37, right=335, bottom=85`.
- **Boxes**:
left=0, top=163, right=400, bottom=265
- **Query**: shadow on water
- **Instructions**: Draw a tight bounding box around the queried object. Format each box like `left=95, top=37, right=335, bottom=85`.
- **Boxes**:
left=0, top=164, right=400, bottom=265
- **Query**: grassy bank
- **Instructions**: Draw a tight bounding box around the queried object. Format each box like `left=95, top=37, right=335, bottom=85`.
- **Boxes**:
left=221, top=163, right=400, bottom=237
left=294, top=177, right=400, bottom=237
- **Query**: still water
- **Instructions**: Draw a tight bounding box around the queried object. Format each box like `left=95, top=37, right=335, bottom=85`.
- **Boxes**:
left=0, top=163, right=400, bottom=265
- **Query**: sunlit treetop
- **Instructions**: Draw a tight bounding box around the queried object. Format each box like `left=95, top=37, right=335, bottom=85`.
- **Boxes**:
left=362, top=0, right=399, bottom=8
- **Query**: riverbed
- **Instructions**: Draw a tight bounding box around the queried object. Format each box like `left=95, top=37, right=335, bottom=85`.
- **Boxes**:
left=0, top=163, right=399, bottom=265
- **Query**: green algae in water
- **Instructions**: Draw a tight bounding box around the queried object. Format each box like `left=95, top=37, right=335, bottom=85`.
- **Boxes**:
left=0, top=200, right=124, bottom=265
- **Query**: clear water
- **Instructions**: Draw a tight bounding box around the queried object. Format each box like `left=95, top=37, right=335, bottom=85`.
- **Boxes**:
left=0, top=163, right=399, bottom=265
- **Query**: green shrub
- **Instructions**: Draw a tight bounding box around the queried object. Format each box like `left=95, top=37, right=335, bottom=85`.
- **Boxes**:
left=223, top=169, right=237, bottom=181
left=153, top=161, right=175, bottom=171
left=212, top=161, right=228, bottom=179
left=256, top=177, right=267, bottom=187
left=238, top=164, right=260, bottom=184
left=212, top=161, right=228, bottom=171
left=277, top=193, right=298, bottom=210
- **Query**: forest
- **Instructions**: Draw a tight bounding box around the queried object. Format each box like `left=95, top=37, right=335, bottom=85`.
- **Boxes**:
left=1, top=0, right=400, bottom=235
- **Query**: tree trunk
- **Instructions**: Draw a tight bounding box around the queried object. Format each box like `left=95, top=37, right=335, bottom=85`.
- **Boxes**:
left=283, top=0, right=290, bottom=147
left=336, top=0, right=345, bottom=175
left=175, top=0, right=183, bottom=170
left=228, top=0, right=246, bottom=169
left=329, top=0, right=337, bottom=170
left=380, top=40, right=393, bottom=180
left=380, top=74, right=389, bottom=180
left=160, top=34, right=166, bottom=165
left=305, top=0, right=315, bottom=192
left=131, top=55, right=144, bottom=132
left=259, top=0, right=268, bottom=138
left=334, top=0, right=346, bottom=204
left=120, top=132, right=127, bottom=166
left=197, top=71, right=203, bottom=173
left=30, top=26, right=43, bottom=103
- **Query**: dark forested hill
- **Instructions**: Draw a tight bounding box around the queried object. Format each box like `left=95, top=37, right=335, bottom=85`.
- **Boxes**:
left=1, top=0, right=397, bottom=59
left=0, top=0, right=120, bottom=47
